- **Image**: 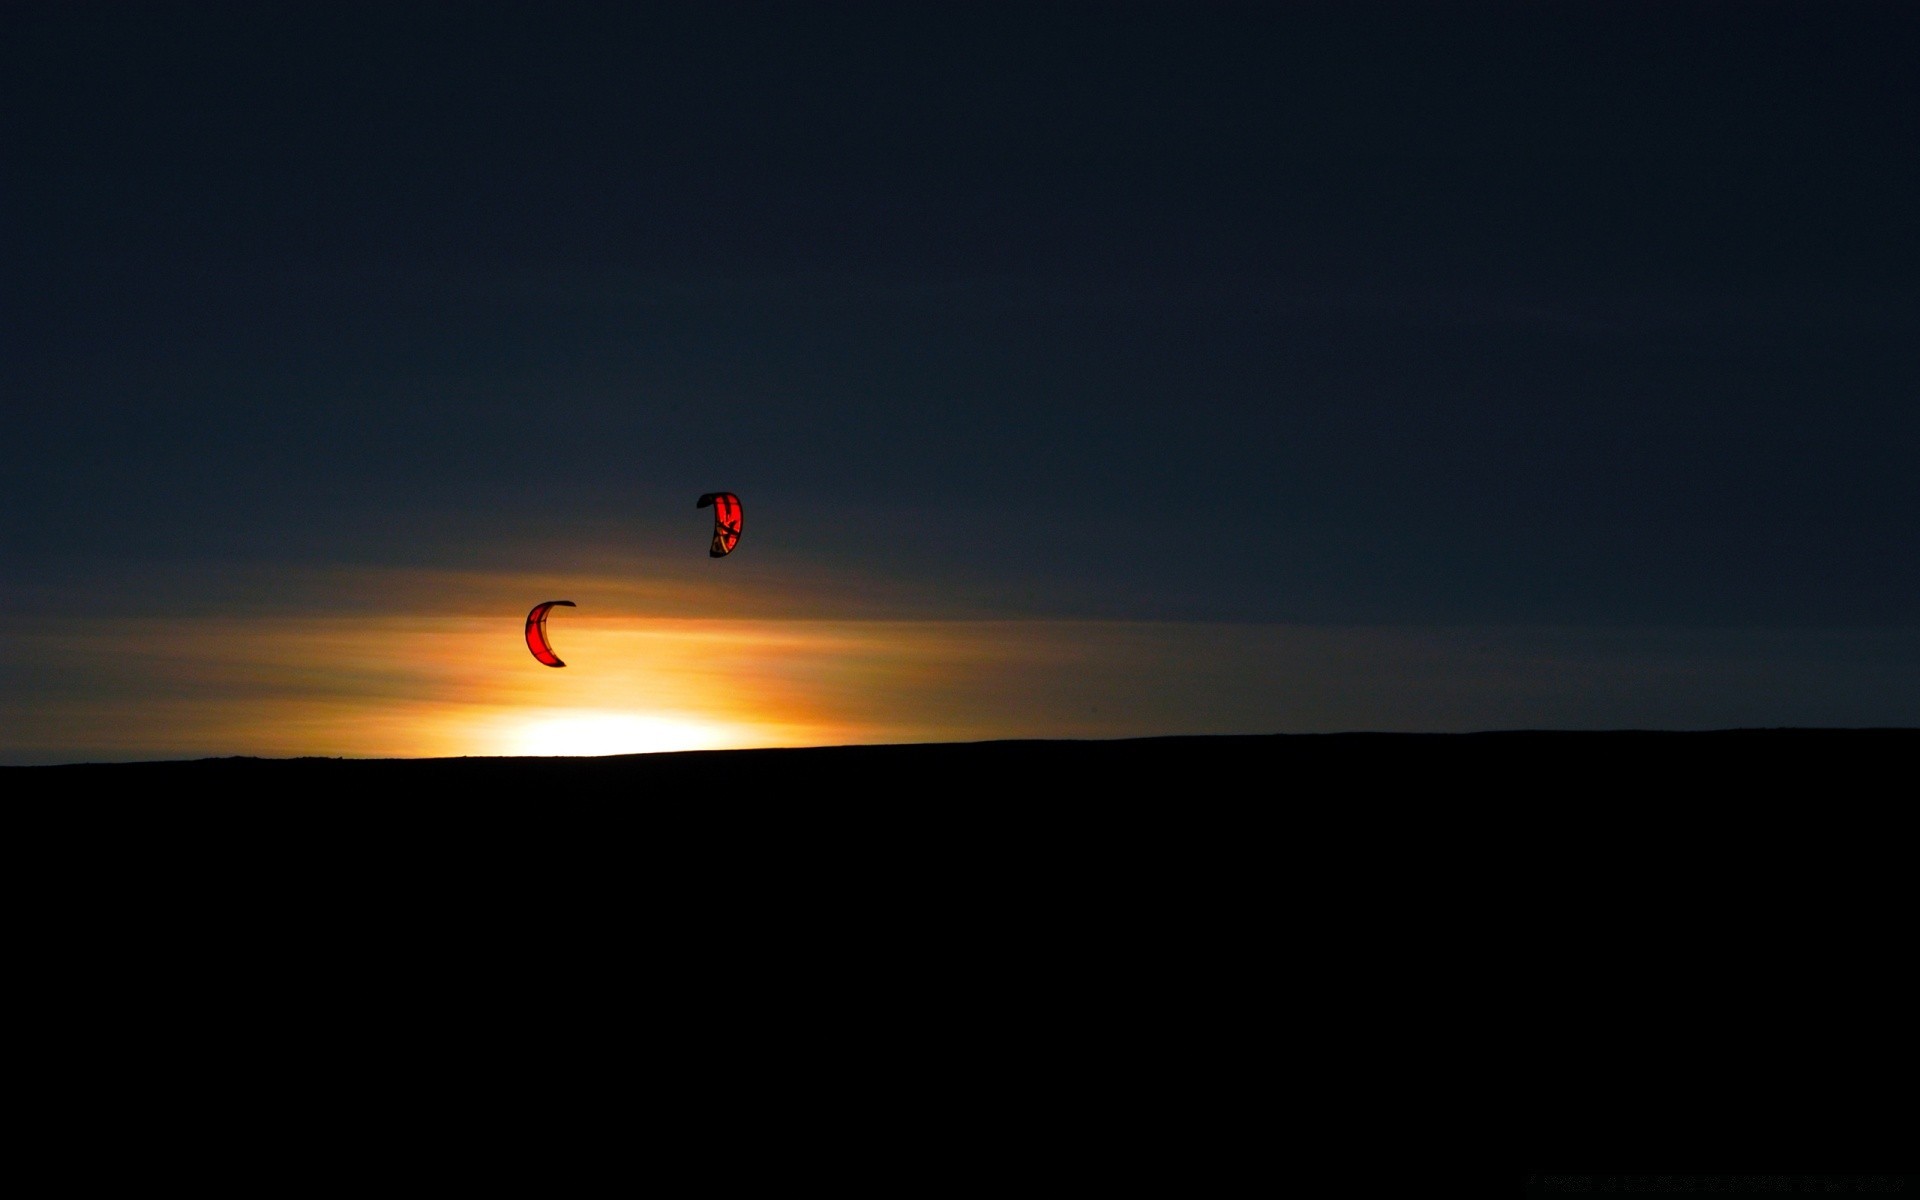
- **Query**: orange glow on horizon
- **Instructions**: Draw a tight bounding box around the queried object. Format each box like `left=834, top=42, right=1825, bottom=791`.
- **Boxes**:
left=4, top=611, right=884, bottom=761
left=7, top=597, right=1901, bottom=765
left=485, top=710, right=740, bottom=757
left=29, top=557, right=1847, bottom=764
left=5, top=596, right=1325, bottom=762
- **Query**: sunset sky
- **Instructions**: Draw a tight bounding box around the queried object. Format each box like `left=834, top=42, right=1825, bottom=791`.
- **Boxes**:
left=4, top=2, right=1916, bottom=763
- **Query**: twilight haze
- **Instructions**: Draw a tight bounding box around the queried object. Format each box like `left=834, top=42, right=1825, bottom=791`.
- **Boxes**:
left=4, top=2, right=1915, bottom=763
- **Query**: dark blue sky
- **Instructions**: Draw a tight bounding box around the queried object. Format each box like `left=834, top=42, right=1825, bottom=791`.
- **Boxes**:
left=6, top=1, right=1917, bottom=626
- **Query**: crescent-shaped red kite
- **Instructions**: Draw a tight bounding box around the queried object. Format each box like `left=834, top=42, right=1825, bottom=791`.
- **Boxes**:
left=525, top=600, right=576, bottom=667
left=697, top=492, right=742, bottom=558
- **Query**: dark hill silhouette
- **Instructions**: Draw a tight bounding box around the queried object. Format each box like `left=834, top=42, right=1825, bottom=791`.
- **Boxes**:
left=13, top=729, right=1908, bottom=895
left=11, top=728, right=1911, bottom=793
left=9, top=728, right=1907, bottom=1166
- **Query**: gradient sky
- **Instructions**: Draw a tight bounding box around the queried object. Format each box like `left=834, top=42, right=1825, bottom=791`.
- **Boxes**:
left=4, top=2, right=1916, bottom=762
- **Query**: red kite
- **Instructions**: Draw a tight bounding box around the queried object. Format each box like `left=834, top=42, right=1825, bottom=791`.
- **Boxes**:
left=525, top=600, right=576, bottom=667
left=697, top=492, right=742, bottom=557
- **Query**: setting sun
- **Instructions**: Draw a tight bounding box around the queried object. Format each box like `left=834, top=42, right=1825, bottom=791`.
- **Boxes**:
left=494, top=710, right=742, bottom=757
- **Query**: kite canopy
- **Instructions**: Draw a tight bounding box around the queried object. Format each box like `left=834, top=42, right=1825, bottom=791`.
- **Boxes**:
left=525, top=600, right=575, bottom=667
left=697, top=492, right=742, bottom=557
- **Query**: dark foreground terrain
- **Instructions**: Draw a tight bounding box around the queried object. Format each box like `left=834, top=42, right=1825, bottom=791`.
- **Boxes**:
left=15, top=726, right=1909, bottom=914
left=9, top=727, right=1912, bottom=793
left=8, top=728, right=1910, bottom=1165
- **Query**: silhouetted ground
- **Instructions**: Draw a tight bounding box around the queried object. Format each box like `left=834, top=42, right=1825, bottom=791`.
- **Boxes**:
left=8, top=729, right=1908, bottom=1168
left=15, top=727, right=1908, bottom=904
left=9, top=727, right=1912, bottom=790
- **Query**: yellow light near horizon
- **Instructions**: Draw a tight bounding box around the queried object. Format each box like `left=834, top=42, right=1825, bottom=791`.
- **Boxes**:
left=497, top=710, right=740, bottom=758
left=14, top=596, right=1291, bottom=763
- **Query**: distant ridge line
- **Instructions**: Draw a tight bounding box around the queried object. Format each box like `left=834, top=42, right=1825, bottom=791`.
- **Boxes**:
left=10, top=726, right=1912, bottom=774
